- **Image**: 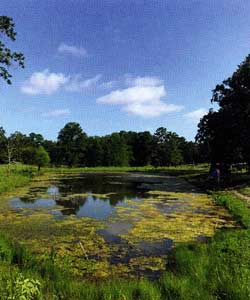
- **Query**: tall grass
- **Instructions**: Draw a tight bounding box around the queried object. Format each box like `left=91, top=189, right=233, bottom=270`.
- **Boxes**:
left=213, top=192, right=250, bottom=228
left=0, top=163, right=36, bottom=193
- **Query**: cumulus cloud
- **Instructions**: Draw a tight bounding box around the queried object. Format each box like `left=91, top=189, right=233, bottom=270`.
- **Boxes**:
left=21, top=70, right=69, bottom=95
left=184, top=108, right=208, bottom=122
left=21, top=71, right=103, bottom=95
left=97, top=76, right=183, bottom=117
left=42, top=109, right=70, bottom=118
left=65, top=74, right=102, bottom=92
left=58, top=43, right=88, bottom=57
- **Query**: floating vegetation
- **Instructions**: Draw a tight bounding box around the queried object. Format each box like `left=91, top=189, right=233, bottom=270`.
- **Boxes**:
left=0, top=172, right=237, bottom=279
left=114, top=191, right=235, bottom=245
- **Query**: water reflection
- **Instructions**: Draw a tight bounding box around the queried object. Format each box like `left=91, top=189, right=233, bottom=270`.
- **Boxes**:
left=10, top=173, right=144, bottom=219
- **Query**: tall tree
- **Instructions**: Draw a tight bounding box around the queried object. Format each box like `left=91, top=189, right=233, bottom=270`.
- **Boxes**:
left=197, top=54, right=250, bottom=171
left=57, top=122, right=87, bottom=166
left=0, top=16, right=24, bottom=85
left=152, top=127, right=170, bottom=166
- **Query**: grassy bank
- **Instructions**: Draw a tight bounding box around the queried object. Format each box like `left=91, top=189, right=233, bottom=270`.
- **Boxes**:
left=0, top=164, right=36, bottom=194
left=213, top=191, right=250, bottom=228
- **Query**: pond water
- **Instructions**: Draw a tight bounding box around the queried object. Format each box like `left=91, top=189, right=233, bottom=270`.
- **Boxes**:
left=4, top=172, right=236, bottom=279
left=10, top=173, right=144, bottom=219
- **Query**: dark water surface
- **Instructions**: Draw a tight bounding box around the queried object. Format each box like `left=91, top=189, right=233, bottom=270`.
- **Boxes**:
left=10, top=173, right=145, bottom=219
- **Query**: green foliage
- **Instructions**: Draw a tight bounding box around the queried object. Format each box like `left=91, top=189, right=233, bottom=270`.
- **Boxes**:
left=197, top=54, right=250, bottom=168
left=0, top=164, right=35, bottom=193
left=102, top=133, right=130, bottom=166
left=21, top=147, right=37, bottom=165
left=34, top=146, right=50, bottom=170
left=0, top=16, right=24, bottom=85
left=152, top=128, right=184, bottom=166
left=8, top=274, right=41, bottom=300
left=57, top=122, right=87, bottom=166
left=0, top=123, right=203, bottom=167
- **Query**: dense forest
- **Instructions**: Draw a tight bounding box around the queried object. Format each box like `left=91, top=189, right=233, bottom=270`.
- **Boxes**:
left=0, top=125, right=206, bottom=168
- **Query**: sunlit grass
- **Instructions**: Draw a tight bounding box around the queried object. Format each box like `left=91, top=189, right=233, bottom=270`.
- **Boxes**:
left=0, top=163, right=36, bottom=193
left=43, top=163, right=209, bottom=175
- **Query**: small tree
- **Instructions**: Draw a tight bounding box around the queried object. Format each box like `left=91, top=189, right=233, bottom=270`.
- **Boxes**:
left=34, top=146, right=50, bottom=171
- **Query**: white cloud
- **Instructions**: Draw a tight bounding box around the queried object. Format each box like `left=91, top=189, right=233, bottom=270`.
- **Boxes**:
left=123, top=101, right=182, bottom=117
left=65, top=74, right=102, bottom=92
left=125, top=75, right=163, bottom=87
left=21, top=71, right=103, bottom=95
left=21, top=70, right=69, bottom=95
left=97, top=76, right=183, bottom=118
left=42, top=109, right=70, bottom=118
left=100, top=80, right=118, bottom=89
left=184, top=108, right=208, bottom=122
left=58, top=43, right=88, bottom=57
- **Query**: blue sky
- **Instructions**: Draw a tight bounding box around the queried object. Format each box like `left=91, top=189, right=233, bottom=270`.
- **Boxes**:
left=1, top=0, right=250, bottom=140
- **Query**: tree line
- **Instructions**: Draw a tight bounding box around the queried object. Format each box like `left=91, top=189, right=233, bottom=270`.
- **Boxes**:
left=0, top=124, right=205, bottom=168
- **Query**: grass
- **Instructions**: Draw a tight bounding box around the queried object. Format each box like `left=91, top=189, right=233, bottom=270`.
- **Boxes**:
left=0, top=163, right=36, bottom=193
left=213, top=191, right=250, bottom=228
left=44, top=163, right=209, bottom=176
left=161, top=229, right=250, bottom=300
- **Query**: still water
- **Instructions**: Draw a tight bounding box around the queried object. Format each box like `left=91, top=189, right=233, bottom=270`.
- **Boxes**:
left=10, top=173, right=144, bottom=219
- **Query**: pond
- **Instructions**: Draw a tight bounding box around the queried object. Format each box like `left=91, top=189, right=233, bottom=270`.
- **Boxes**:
left=10, top=173, right=144, bottom=218
left=1, top=172, right=236, bottom=279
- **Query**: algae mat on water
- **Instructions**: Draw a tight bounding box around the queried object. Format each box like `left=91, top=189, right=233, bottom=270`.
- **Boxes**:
left=0, top=172, right=236, bottom=279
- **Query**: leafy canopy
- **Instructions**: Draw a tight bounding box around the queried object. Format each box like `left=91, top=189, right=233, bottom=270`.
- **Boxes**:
left=0, top=16, right=24, bottom=84
left=196, top=54, right=250, bottom=167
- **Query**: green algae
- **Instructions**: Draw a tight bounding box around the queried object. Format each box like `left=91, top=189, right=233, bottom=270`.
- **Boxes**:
left=0, top=172, right=237, bottom=280
left=114, top=191, right=235, bottom=245
left=129, top=256, right=166, bottom=272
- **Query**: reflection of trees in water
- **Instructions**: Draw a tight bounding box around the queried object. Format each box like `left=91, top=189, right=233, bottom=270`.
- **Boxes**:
left=57, top=174, right=140, bottom=208
left=20, top=187, right=48, bottom=203
left=19, top=195, right=37, bottom=203
left=16, top=174, right=141, bottom=215
left=56, top=195, right=87, bottom=215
